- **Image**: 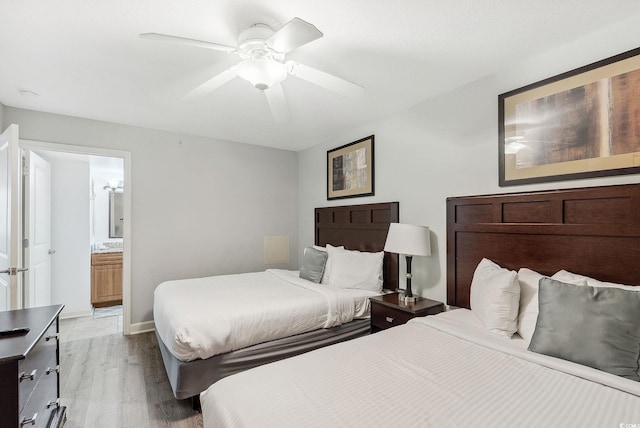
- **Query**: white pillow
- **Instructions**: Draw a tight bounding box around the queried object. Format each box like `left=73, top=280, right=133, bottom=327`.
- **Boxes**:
left=517, top=268, right=587, bottom=343
left=324, top=245, right=384, bottom=292
left=470, top=258, right=520, bottom=338
left=553, top=269, right=637, bottom=291
left=319, top=244, right=343, bottom=285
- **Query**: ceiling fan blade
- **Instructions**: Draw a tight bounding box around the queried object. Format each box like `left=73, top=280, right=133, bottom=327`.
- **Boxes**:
left=266, top=18, right=323, bottom=54
left=139, top=33, right=236, bottom=53
left=183, top=66, right=238, bottom=102
left=286, top=61, right=364, bottom=99
left=264, top=82, right=290, bottom=122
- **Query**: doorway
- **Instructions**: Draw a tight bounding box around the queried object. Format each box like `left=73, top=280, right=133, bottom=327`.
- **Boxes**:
left=27, top=151, right=124, bottom=324
left=20, top=138, right=132, bottom=335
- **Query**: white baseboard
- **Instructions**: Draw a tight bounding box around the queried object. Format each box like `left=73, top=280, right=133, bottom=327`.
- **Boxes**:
left=127, top=320, right=155, bottom=335
left=60, top=309, right=93, bottom=319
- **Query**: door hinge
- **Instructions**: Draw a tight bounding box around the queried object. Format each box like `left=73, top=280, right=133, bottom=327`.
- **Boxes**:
left=22, top=159, right=29, bottom=176
left=23, top=238, right=29, bottom=248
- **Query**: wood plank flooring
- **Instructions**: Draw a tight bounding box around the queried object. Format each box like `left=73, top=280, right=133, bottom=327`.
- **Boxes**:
left=59, top=316, right=203, bottom=428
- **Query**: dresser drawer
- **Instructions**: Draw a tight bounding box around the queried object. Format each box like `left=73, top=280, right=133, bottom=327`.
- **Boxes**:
left=19, top=366, right=58, bottom=428
left=371, top=305, right=414, bottom=330
left=18, top=322, right=59, bottom=418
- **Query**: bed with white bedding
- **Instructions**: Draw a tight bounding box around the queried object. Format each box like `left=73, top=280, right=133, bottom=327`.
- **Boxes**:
left=154, top=269, right=376, bottom=361
left=202, top=309, right=640, bottom=427
left=201, top=183, right=640, bottom=427
left=154, top=202, right=400, bottom=401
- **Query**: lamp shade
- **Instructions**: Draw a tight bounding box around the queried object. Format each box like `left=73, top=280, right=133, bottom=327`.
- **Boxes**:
left=383, top=223, right=431, bottom=256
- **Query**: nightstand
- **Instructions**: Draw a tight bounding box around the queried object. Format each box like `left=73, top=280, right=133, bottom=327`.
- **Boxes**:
left=370, top=292, right=444, bottom=332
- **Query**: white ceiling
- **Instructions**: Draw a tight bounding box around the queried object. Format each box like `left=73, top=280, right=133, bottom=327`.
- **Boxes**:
left=1, top=1, right=639, bottom=151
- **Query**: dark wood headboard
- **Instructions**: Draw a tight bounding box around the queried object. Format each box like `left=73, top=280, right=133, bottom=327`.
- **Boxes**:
left=447, top=184, right=640, bottom=308
left=315, top=202, right=399, bottom=291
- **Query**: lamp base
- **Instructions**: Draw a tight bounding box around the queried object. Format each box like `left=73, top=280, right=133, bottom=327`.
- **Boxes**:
left=401, top=295, right=417, bottom=304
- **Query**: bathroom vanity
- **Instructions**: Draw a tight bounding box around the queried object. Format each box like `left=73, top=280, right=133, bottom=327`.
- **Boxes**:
left=91, top=251, right=123, bottom=308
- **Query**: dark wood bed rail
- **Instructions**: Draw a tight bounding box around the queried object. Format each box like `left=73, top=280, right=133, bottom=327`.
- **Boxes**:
left=447, top=184, right=640, bottom=308
left=315, top=202, right=399, bottom=291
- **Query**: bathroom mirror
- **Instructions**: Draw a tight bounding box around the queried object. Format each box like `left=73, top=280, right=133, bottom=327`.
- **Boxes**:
left=109, top=191, right=124, bottom=238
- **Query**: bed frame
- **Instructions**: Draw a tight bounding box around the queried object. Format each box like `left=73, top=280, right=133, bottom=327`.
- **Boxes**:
left=447, top=183, right=640, bottom=308
left=156, top=201, right=399, bottom=405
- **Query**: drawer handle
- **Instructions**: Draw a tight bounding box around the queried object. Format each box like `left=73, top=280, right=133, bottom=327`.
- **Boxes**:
left=19, top=369, right=37, bottom=382
left=385, top=316, right=394, bottom=323
left=20, top=413, right=37, bottom=426
left=46, top=333, right=59, bottom=341
left=46, top=365, right=60, bottom=375
left=47, top=399, right=60, bottom=409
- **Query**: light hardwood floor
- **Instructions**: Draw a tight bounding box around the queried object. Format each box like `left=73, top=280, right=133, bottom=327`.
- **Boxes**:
left=59, top=315, right=203, bottom=428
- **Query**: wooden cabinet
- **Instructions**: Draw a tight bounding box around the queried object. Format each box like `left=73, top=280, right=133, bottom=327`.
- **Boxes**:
left=0, top=305, right=66, bottom=428
left=91, top=252, right=123, bottom=308
left=370, top=293, right=444, bottom=333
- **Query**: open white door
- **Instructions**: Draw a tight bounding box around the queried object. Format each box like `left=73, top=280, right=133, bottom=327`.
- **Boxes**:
left=24, top=150, right=52, bottom=307
left=0, top=124, right=25, bottom=310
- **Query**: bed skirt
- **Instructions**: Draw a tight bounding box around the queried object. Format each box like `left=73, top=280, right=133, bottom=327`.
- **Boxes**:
left=155, top=318, right=371, bottom=400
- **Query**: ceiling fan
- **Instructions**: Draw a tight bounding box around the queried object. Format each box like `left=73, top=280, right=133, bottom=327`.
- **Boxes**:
left=140, top=17, right=365, bottom=122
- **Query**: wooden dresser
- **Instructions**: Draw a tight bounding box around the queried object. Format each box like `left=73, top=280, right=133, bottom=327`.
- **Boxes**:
left=91, top=252, right=123, bottom=307
left=0, top=304, right=66, bottom=428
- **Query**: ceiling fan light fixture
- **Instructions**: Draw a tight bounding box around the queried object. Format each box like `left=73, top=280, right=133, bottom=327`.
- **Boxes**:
left=237, top=58, right=287, bottom=91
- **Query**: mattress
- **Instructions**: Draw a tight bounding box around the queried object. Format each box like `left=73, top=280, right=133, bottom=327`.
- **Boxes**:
left=201, top=309, right=640, bottom=428
left=154, top=269, right=378, bottom=361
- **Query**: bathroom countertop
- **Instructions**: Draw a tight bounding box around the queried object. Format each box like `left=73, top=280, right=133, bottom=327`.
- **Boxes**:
left=91, top=248, right=123, bottom=254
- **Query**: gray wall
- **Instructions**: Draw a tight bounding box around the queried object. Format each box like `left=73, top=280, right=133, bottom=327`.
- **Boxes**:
left=0, top=101, right=5, bottom=128
left=5, top=108, right=299, bottom=325
left=298, top=15, right=640, bottom=304
left=5, top=14, right=640, bottom=321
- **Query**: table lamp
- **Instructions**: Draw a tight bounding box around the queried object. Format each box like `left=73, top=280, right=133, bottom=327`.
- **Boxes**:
left=383, top=223, right=431, bottom=303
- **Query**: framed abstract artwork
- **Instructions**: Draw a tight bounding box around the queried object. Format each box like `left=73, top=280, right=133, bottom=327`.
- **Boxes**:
left=327, top=135, right=374, bottom=200
left=499, top=47, right=640, bottom=186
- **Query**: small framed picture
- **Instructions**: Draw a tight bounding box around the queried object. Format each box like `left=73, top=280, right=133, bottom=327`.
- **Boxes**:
left=327, top=135, right=374, bottom=200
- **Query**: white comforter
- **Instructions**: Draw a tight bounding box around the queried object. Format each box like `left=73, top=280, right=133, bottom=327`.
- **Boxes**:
left=202, top=309, right=640, bottom=428
left=154, top=269, right=373, bottom=361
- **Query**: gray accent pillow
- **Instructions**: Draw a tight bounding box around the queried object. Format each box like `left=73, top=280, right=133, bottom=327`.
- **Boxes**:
left=528, top=277, right=640, bottom=382
left=299, top=247, right=328, bottom=283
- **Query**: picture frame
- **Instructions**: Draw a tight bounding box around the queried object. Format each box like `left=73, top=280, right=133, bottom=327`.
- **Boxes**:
left=327, top=135, right=374, bottom=200
left=499, top=47, right=640, bottom=186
